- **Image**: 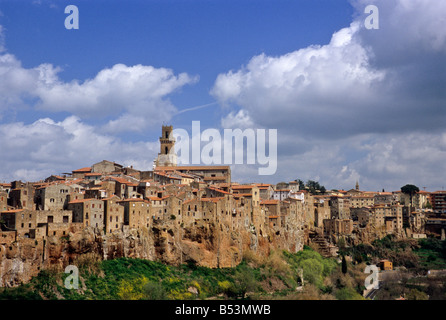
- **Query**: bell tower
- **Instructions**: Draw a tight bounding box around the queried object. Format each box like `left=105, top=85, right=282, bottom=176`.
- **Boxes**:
left=155, top=125, right=177, bottom=167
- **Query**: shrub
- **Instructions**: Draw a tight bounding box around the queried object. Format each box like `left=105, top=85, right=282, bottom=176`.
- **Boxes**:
left=335, top=287, right=364, bottom=300
left=143, top=281, right=168, bottom=300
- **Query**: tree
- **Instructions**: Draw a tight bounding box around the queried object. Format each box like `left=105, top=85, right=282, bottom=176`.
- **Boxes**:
left=406, top=288, right=428, bottom=300
left=306, top=180, right=326, bottom=195
left=401, top=184, right=420, bottom=207
left=233, top=265, right=258, bottom=299
left=143, top=281, right=168, bottom=300
left=276, top=181, right=288, bottom=190
left=341, top=256, right=348, bottom=274
left=294, top=179, right=305, bottom=190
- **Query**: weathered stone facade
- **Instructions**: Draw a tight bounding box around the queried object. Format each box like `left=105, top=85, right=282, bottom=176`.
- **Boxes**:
left=0, top=126, right=433, bottom=287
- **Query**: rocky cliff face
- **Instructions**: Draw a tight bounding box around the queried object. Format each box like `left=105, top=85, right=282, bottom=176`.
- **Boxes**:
left=0, top=218, right=304, bottom=287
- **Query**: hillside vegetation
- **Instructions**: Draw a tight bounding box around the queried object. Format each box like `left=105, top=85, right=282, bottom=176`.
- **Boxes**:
left=2, top=237, right=446, bottom=300
left=0, top=246, right=366, bottom=300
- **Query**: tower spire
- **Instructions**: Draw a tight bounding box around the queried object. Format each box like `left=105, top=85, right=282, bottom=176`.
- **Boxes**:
left=155, top=125, right=177, bottom=167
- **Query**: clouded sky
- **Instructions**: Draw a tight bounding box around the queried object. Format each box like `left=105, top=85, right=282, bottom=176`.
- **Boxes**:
left=0, top=0, right=445, bottom=192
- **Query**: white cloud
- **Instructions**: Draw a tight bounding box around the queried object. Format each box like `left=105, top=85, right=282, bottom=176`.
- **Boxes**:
left=212, top=22, right=387, bottom=136
left=221, top=109, right=254, bottom=129
left=0, top=48, right=198, bottom=132
left=0, top=116, right=159, bottom=182
left=211, top=0, right=446, bottom=190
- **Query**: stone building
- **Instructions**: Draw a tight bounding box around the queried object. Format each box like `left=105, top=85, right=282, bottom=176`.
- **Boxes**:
left=255, top=184, right=274, bottom=200
left=155, top=166, right=231, bottom=184
left=7, top=181, right=35, bottom=210
left=108, top=176, right=141, bottom=199
left=350, top=194, right=374, bottom=208
left=68, top=198, right=104, bottom=229
left=118, top=198, right=151, bottom=230
left=372, top=203, right=403, bottom=234
left=329, top=196, right=351, bottom=220
left=430, top=191, right=446, bottom=214
left=103, top=196, right=125, bottom=234
left=0, top=191, right=7, bottom=212
left=91, top=160, right=124, bottom=174
left=374, top=192, right=395, bottom=205
left=312, top=196, right=331, bottom=228
left=71, top=167, right=91, bottom=179
left=323, top=219, right=354, bottom=238
left=35, top=183, right=74, bottom=211
left=0, top=208, right=72, bottom=239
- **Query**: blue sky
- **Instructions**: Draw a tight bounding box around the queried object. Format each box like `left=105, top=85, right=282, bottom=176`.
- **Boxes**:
left=0, top=0, right=445, bottom=192
left=1, top=0, right=353, bottom=130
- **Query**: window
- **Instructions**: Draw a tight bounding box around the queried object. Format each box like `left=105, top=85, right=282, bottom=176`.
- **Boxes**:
left=48, top=216, right=53, bottom=223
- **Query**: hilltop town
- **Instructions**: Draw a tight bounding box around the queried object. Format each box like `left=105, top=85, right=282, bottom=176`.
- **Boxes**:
left=1, top=125, right=445, bottom=287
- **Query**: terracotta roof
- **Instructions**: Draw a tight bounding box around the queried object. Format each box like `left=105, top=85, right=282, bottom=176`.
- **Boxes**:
left=65, top=178, right=84, bottom=185
left=72, top=167, right=91, bottom=173
left=261, top=200, right=279, bottom=205
left=1, top=209, right=24, bottom=213
left=232, top=185, right=254, bottom=189
left=200, top=197, right=224, bottom=203
left=147, top=196, right=169, bottom=201
left=117, top=198, right=149, bottom=204
left=208, top=187, right=230, bottom=194
left=68, top=198, right=96, bottom=204
left=109, top=177, right=135, bottom=185
left=175, top=172, right=195, bottom=178
left=233, top=193, right=252, bottom=197
left=182, top=199, right=197, bottom=205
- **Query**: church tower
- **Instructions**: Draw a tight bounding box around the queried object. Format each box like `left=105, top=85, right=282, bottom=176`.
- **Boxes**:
left=355, top=180, right=359, bottom=191
left=155, top=125, right=177, bottom=167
